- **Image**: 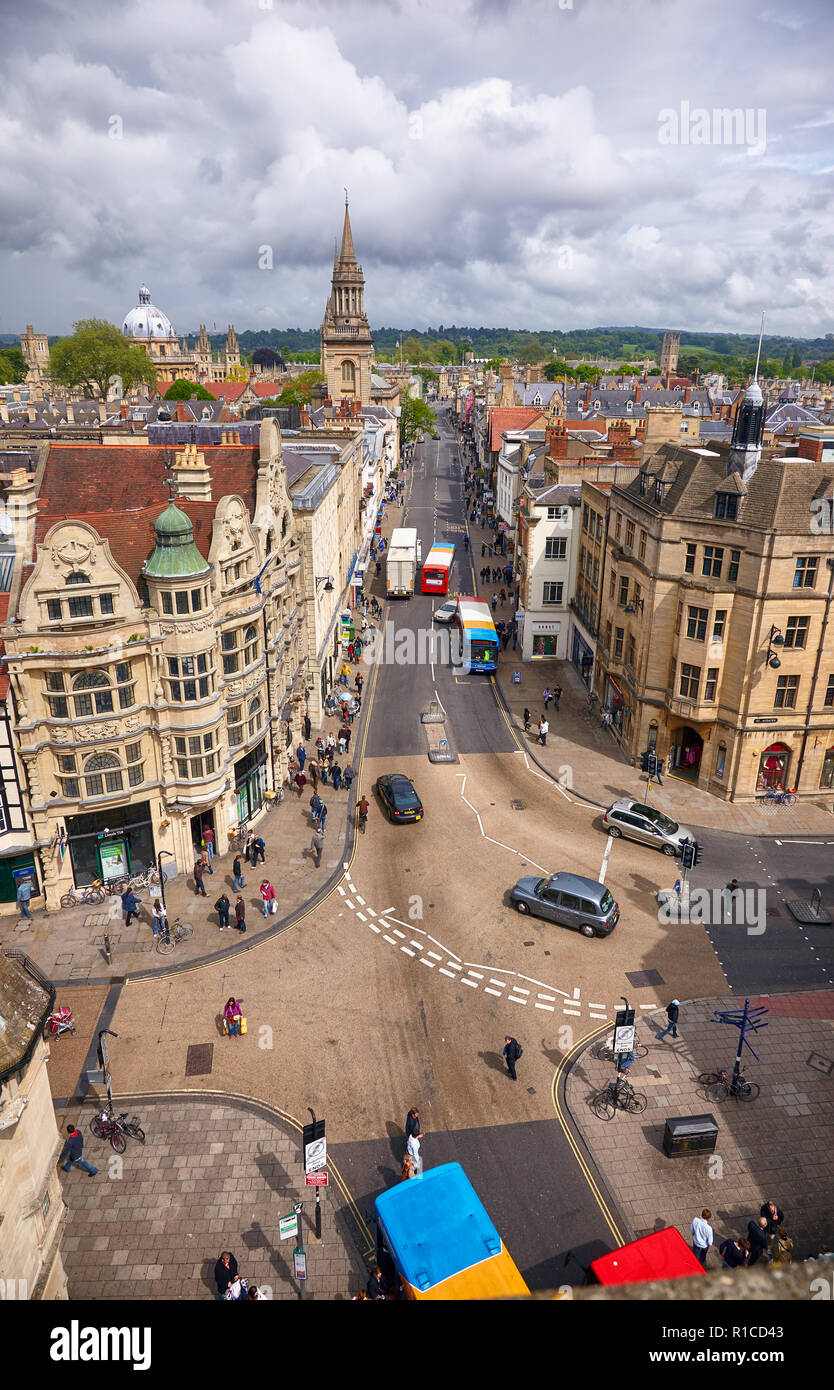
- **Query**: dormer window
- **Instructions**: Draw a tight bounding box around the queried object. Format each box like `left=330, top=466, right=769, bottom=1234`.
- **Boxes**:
left=714, top=492, right=739, bottom=521
left=638, top=472, right=647, bottom=495
left=653, top=479, right=665, bottom=504
left=626, top=400, right=633, bottom=413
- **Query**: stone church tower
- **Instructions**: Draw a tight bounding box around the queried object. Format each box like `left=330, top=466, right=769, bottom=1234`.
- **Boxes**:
left=320, top=199, right=375, bottom=406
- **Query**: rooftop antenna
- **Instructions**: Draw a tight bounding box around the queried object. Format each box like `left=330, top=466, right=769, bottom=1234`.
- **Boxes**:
left=753, top=310, right=765, bottom=383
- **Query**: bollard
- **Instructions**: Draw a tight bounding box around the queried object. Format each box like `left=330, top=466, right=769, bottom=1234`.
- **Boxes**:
left=103, top=934, right=112, bottom=964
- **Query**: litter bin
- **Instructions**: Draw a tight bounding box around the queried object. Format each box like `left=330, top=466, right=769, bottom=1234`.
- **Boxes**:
left=662, top=1113, right=719, bottom=1158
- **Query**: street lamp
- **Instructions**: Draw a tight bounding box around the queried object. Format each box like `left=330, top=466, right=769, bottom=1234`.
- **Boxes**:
left=316, top=576, right=334, bottom=592
left=156, top=848, right=175, bottom=914
left=766, top=624, right=784, bottom=669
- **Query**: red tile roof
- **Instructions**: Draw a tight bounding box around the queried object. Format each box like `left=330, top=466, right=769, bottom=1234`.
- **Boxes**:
left=35, top=443, right=260, bottom=588
left=489, top=407, right=543, bottom=452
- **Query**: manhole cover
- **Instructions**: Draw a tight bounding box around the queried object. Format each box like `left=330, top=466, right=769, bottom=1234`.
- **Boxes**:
left=626, top=969, right=665, bottom=987
left=766, top=907, right=781, bottom=918
left=185, top=1043, right=214, bottom=1076
left=511, top=799, right=525, bottom=810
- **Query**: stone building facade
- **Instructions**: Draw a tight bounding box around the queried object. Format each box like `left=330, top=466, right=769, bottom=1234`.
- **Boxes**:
left=1, top=420, right=307, bottom=904
left=594, top=433, right=834, bottom=801
left=121, top=284, right=241, bottom=385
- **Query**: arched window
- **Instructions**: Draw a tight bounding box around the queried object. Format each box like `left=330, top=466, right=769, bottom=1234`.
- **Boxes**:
left=84, top=751, right=123, bottom=796
left=66, top=572, right=91, bottom=585
left=73, top=671, right=109, bottom=689
left=341, top=360, right=356, bottom=388
left=72, top=669, right=113, bottom=716
left=244, top=625, right=258, bottom=667
left=248, top=696, right=263, bottom=740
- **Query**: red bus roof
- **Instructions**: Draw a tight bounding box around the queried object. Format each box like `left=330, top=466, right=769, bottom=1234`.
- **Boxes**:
left=590, top=1228, right=706, bottom=1286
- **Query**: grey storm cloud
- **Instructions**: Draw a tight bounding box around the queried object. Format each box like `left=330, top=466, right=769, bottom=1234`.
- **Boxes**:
left=0, top=0, right=832, bottom=335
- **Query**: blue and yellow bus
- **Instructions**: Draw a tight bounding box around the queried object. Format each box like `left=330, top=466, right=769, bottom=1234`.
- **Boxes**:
left=454, top=595, right=499, bottom=673
left=374, top=1162, right=529, bottom=1300
left=420, top=541, right=455, bottom=595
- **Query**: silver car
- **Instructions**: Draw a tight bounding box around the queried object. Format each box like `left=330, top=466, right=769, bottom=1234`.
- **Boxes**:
left=432, top=600, right=457, bottom=624
left=602, top=799, right=691, bottom=856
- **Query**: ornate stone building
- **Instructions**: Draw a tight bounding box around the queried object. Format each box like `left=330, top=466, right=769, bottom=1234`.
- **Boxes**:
left=317, top=202, right=400, bottom=416
left=1, top=420, right=306, bottom=903
left=121, top=285, right=241, bottom=385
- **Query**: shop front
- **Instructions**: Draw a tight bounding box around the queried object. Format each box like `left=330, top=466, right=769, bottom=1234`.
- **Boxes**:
left=65, top=800, right=155, bottom=888
left=668, top=725, right=704, bottom=782
left=233, top=740, right=269, bottom=825
left=602, top=674, right=630, bottom=736
left=756, top=741, right=791, bottom=792
left=571, top=627, right=595, bottom=687
left=529, top=620, right=561, bottom=659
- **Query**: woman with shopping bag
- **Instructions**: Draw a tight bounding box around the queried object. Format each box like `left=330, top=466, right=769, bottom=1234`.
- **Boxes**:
left=260, top=880, right=277, bottom=918
left=223, top=998, right=243, bottom=1037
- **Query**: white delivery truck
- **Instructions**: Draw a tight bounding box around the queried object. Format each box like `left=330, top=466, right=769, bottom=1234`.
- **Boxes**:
left=386, top=527, right=422, bottom=598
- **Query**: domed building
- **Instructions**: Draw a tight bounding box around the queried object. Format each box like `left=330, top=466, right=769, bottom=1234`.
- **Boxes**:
left=121, top=283, right=242, bottom=385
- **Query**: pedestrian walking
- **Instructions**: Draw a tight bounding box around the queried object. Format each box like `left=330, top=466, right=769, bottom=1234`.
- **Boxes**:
left=259, top=880, right=276, bottom=918
left=366, top=1266, right=386, bottom=1300
left=501, top=630, right=510, bottom=650
left=657, top=999, right=680, bottom=1040
left=719, top=1237, right=749, bottom=1269
left=770, top=1227, right=794, bottom=1265
left=121, top=887, right=142, bottom=925
left=235, top=897, right=246, bottom=933
left=401, top=1154, right=416, bottom=1181
left=337, top=730, right=346, bottom=754
left=538, top=717, right=549, bottom=746
left=405, top=1106, right=420, bottom=1139
left=691, top=1210, right=714, bottom=1266
left=332, top=764, right=342, bottom=791
left=503, top=1035, right=522, bottom=1080
left=491, top=592, right=498, bottom=612
left=252, top=835, right=266, bottom=866
left=244, top=831, right=255, bottom=864
left=343, top=763, right=355, bottom=789
left=543, top=687, right=552, bottom=710
left=16, top=876, right=34, bottom=920
left=296, top=744, right=306, bottom=771
left=309, top=762, right=319, bottom=793
left=320, top=762, right=329, bottom=786
left=341, top=723, right=352, bottom=752
left=406, top=1128, right=424, bottom=1176
left=760, top=1200, right=784, bottom=1235
left=214, top=1251, right=239, bottom=1298
left=317, top=802, right=328, bottom=832
left=553, top=685, right=562, bottom=712
left=232, top=854, right=245, bottom=892
left=481, top=542, right=486, bottom=557
left=310, top=826, right=325, bottom=868
left=58, top=1123, right=97, bottom=1177
left=215, top=891, right=231, bottom=930
left=499, top=587, right=506, bottom=606
left=523, top=708, right=532, bottom=733
left=294, top=768, right=307, bottom=797
left=201, top=845, right=213, bottom=876
left=355, top=673, right=364, bottom=695
left=151, top=899, right=167, bottom=938
left=202, top=823, right=215, bottom=864
left=310, top=792, right=322, bottom=823
left=193, top=859, right=207, bottom=897
left=747, top=1217, right=770, bottom=1266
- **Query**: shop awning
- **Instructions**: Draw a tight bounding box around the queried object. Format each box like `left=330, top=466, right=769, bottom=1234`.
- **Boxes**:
left=167, top=791, right=220, bottom=811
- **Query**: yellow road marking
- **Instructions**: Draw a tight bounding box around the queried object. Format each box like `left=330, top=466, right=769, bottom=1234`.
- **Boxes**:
left=551, top=1025, right=627, bottom=1248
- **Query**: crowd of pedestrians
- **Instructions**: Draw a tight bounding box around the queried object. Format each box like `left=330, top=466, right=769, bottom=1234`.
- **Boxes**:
left=690, top=1198, right=801, bottom=1269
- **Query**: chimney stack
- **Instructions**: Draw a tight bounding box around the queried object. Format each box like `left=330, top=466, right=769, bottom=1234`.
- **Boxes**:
left=635, top=383, right=642, bottom=404
left=684, top=386, right=692, bottom=404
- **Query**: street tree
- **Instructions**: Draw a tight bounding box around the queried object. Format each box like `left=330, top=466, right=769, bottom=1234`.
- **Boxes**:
left=268, top=369, right=325, bottom=407
left=49, top=319, right=157, bottom=401
left=399, top=395, right=435, bottom=447
left=163, top=379, right=215, bottom=401
left=0, top=347, right=28, bottom=383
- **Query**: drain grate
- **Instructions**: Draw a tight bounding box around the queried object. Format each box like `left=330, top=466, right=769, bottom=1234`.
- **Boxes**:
left=185, top=1043, right=214, bottom=1076
left=626, top=969, right=664, bottom=987
left=511, top=799, right=526, bottom=810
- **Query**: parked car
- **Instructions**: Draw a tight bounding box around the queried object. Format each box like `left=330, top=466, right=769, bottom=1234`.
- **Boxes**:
left=375, top=773, right=424, bottom=823
left=603, top=799, right=691, bottom=856
left=432, top=600, right=457, bottom=624
left=510, top=871, right=618, bottom=938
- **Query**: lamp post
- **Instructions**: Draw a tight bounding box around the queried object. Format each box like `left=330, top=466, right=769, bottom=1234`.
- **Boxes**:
left=156, top=848, right=175, bottom=915
left=765, top=624, right=784, bottom=669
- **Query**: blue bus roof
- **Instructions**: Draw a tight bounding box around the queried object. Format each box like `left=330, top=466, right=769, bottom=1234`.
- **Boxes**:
left=374, top=1162, right=502, bottom=1291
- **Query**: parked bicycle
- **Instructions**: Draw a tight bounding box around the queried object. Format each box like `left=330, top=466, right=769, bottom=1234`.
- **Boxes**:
left=590, top=1076, right=648, bottom=1120
left=89, top=1109, right=127, bottom=1153
left=60, top=882, right=106, bottom=908
left=112, top=1110, right=145, bottom=1143
left=592, top=1033, right=649, bottom=1064
left=698, top=1068, right=760, bottom=1103
left=43, top=1004, right=76, bottom=1039
left=761, top=787, right=797, bottom=808
left=108, top=867, right=161, bottom=895
left=264, top=786, right=285, bottom=810
left=155, top=916, right=194, bottom=955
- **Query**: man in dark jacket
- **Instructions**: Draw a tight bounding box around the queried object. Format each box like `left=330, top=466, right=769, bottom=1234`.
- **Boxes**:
left=214, top=1251, right=238, bottom=1298
left=760, top=1200, right=784, bottom=1235
left=121, top=888, right=141, bottom=926
left=503, top=1036, right=522, bottom=1081
left=657, top=999, right=680, bottom=1041
left=405, top=1106, right=420, bottom=1140
left=58, top=1123, right=98, bottom=1176
left=215, top=891, right=230, bottom=930
left=719, top=1237, right=749, bottom=1269
left=303, top=714, right=311, bottom=742
left=366, top=1265, right=386, bottom=1300
left=252, top=836, right=266, bottom=866
left=232, top=854, right=245, bottom=892
left=747, top=1216, right=770, bottom=1265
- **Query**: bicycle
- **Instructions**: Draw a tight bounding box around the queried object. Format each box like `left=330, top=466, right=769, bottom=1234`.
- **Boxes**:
left=761, top=787, right=796, bottom=808
left=590, top=1076, right=648, bottom=1120
left=155, top=916, right=194, bottom=955
left=698, top=1068, right=760, bottom=1103
left=357, top=806, right=368, bottom=835
left=89, top=1110, right=127, bottom=1153
left=112, top=1110, right=146, bottom=1143
left=592, top=1033, right=649, bottom=1064
left=60, top=882, right=107, bottom=908
left=264, top=786, right=285, bottom=810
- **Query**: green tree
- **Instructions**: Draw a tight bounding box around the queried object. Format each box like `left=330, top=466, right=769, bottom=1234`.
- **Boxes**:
left=791, top=347, right=803, bottom=371
left=781, top=349, right=792, bottom=377
left=0, top=347, right=28, bottom=383
left=49, top=319, right=157, bottom=400
left=164, top=379, right=215, bottom=401
left=543, top=360, right=570, bottom=381
left=414, top=367, right=439, bottom=387
left=399, top=395, right=435, bottom=447
left=434, top=339, right=458, bottom=364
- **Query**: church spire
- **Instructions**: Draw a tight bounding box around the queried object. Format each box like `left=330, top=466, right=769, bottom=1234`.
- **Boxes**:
left=339, top=195, right=356, bottom=266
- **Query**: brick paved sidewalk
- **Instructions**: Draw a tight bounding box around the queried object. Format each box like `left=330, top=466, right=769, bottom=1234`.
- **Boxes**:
left=565, top=993, right=834, bottom=1268
left=58, top=1094, right=372, bottom=1300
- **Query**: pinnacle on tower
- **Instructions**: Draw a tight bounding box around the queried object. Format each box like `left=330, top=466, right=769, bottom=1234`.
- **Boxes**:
left=339, top=202, right=356, bottom=266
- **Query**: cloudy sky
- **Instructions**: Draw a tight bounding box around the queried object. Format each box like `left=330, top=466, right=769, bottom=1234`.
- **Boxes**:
left=2, top=0, right=833, bottom=337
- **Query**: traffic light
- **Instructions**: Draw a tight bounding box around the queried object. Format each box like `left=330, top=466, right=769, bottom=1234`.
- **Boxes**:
left=692, top=841, right=703, bottom=867
left=640, top=750, right=650, bottom=773
left=677, top=838, right=695, bottom=870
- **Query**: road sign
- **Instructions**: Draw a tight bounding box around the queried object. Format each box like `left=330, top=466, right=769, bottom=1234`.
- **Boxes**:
left=613, top=1025, right=635, bottom=1053
left=293, top=1249, right=307, bottom=1281
left=306, top=1171, right=329, bottom=1186
left=279, top=1214, right=299, bottom=1240
left=303, top=1117, right=326, bottom=1172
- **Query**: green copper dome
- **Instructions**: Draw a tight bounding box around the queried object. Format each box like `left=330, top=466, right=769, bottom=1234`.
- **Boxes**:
left=144, top=500, right=210, bottom=578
